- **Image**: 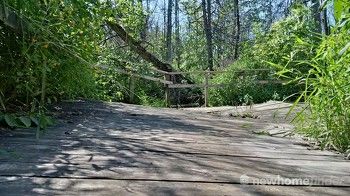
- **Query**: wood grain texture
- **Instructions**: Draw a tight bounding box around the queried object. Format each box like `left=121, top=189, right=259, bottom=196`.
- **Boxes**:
left=0, top=101, right=349, bottom=195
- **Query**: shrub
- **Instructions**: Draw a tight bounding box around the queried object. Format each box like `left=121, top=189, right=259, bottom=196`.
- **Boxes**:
left=209, top=59, right=298, bottom=106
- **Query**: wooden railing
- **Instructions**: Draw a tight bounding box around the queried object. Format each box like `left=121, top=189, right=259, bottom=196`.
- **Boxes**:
left=99, top=65, right=285, bottom=107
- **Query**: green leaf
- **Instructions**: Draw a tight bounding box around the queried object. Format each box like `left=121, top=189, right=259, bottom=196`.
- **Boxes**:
left=44, top=116, right=54, bottom=126
left=334, top=0, right=350, bottom=22
left=38, top=115, right=54, bottom=129
left=338, top=42, right=350, bottom=56
left=4, top=115, right=19, bottom=127
left=30, top=116, right=39, bottom=126
left=334, top=0, right=344, bottom=22
left=19, top=116, right=32, bottom=128
left=0, top=90, right=5, bottom=111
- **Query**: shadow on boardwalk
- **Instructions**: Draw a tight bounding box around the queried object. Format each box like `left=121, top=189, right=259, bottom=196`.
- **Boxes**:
left=0, top=101, right=349, bottom=195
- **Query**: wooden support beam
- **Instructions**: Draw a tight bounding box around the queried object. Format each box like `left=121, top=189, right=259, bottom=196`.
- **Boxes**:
left=164, top=74, right=171, bottom=107
left=164, top=69, right=272, bottom=75
left=106, top=21, right=173, bottom=72
left=105, top=21, right=194, bottom=85
left=97, top=65, right=173, bottom=85
left=204, top=70, right=209, bottom=107
left=129, top=71, right=135, bottom=104
left=168, top=84, right=225, bottom=89
left=168, top=80, right=286, bottom=89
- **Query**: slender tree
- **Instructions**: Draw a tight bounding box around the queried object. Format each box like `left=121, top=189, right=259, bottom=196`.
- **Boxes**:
left=214, top=0, right=224, bottom=64
left=140, top=0, right=150, bottom=42
left=166, top=0, right=173, bottom=62
left=202, top=0, right=214, bottom=70
left=311, top=0, right=322, bottom=33
left=320, top=0, right=329, bottom=35
left=267, top=0, right=273, bottom=28
left=233, top=0, right=240, bottom=60
left=163, top=0, right=167, bottom=59
left=175, top=0, right=181, bottom=68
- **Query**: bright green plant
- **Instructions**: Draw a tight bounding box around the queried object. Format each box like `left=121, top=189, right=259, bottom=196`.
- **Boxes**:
left=276, top=3, right=350, bottom=152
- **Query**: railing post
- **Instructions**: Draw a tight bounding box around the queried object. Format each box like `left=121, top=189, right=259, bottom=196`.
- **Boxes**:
left=129, top=70, right=135, bottom=103
left=204, top=69, right=209, bottom=107
left=164, top=74, right=170, bottom=107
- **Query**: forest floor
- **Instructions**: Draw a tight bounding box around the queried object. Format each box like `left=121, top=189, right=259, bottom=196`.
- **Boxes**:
left=0, top=100, right=349, bottom=195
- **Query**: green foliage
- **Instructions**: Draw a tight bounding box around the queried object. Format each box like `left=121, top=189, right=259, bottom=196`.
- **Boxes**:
left=0, top=112, right=53, bottom=129
left=277, top=7, right=350, bottom=151
left=334, top=0, right=350, bottom=22
left=1, top=0, right=107, bottom=108
left=208, top=5, right=317, bottom=107
left=249, top=4, right=320, bottom=70
left=0, top=0, right=146, bottom=130
left=138, top=90, right=166, bottom=108
left=209, top=59, right=298, bottom=106
left=95, top=68, right=127, bottom=102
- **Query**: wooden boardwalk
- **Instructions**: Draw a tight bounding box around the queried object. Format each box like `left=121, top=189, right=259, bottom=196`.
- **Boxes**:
left=0, top=101, right=349, bottom=195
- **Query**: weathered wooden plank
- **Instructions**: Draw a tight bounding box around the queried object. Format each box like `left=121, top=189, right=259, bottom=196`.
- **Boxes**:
left=0, top=150, right=344, bottom=164
left=0, top=136, right=318, bottom=151
left=0, top=136, right=338, bottom=153
left=0, top=147, right=342, bottom=164
left=97, top=66, right=173, bottom=85
left=165, top=68, right=272, bottom=75
left=168, top=80, right=285, bottom=89
left=149, top=67, right=170, bottom=74
left=0, top=121, right=299, bottom=144
left=0, top=160, right=349, bottom=186
left=3, top=137, right=312, bottom=155
left=0, top=177, right=349, bottom=196
left=168, top=83, right=226, bottom=89
left=1, top=101, right=349, bottom=195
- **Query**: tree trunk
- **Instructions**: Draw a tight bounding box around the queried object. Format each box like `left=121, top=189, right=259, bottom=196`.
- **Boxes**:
left=267, top=0, right=273, bottom=29
left=311, top=0, right=322, bottom=33
left=163, top=0, right=167, bottom=60
left=175, top=0, right=181, bottom=69
left=320, top=0, right=330, bottom=35
left=233, top=0, right=240, bottom=60
left=215, top=0, right=224, bottom=64
left=166, top=0, right=173, bottom=63
left=202, top=0, right=214, bottom=71
left=140, top=0, right=150, bottom=42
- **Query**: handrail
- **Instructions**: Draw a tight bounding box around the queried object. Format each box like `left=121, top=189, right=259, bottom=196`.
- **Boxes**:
left=98, top=64, right=283, bottom=107
left=96, top=65, right=173, bottom=85
left=150, top=67, right=272, bottom=75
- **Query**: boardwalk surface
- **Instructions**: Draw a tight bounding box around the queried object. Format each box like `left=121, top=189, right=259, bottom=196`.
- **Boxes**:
left=0, top=101, right=349, bottom=195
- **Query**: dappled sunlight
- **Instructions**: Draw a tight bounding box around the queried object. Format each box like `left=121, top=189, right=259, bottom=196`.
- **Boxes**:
left=1, top=101, right=349, bottom=195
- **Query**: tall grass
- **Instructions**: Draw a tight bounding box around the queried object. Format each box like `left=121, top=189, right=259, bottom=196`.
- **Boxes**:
left=278, top=16, right=350, bottom=152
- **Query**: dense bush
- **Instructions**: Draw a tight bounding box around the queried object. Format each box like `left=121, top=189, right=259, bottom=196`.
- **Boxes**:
left=0, top=0, right=146, bottom=110
left=209, top=59, right=299, bottom=106
left=95, top=66, right=166, bottom=107
left=0, top=1, right=106, bottom=110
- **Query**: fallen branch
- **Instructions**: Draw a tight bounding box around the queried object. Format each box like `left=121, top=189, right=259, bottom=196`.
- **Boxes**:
left=106, top=21, right=173, bottom=72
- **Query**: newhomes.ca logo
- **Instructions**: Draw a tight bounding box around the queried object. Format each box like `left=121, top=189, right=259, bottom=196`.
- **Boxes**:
left=239, top=174, right=343, bottom=186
